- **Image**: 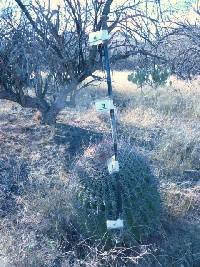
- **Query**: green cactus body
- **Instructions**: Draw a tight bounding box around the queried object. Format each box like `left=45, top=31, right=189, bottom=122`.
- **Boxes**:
left=128, top=69, right=147, bottom=88
left=128, top=65, right=171, bottom=88
left=151, top=66, right=170, bottom=88
left=72, top=142, right=161, bottom=245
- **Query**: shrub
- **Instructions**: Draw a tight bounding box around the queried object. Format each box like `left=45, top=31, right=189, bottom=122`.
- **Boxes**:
left=72, top=140, right=161, bottom=245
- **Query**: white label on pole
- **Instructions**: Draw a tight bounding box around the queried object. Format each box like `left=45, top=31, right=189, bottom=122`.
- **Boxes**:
left=107, top=156, right=119, bottom=174
left=89, top=30, right=109, bottom=46
left=95, top=99, right=114, bottom=112
left=107, top=219, right=124, bottom=230
left=66, top=95, right=71, bottom=102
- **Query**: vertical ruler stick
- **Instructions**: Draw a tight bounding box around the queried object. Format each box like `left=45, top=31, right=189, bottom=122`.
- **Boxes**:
left=102, top=15, right=118, bottom=162
left=101, top=15, right=123, bottom=220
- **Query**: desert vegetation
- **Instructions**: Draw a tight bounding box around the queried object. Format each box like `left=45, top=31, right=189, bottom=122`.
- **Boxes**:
left=0, top=0, right=200, bottom=266
left=0, top=71, right=199, bottom=267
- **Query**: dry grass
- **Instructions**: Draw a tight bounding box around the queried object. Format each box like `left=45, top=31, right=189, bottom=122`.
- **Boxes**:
left=0, top=71, right=200, bottom=266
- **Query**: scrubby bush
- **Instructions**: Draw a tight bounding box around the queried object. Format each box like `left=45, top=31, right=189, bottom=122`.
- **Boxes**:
left=72, top=140, right=161, bottom=245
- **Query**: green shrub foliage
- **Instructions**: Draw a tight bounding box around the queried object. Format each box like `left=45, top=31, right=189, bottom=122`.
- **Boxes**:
left=128, top=65, right=171, bottom=88
left=72, top=141, right=161, bottom=245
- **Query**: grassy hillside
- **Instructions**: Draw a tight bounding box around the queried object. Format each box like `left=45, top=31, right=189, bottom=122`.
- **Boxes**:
left=0, top=72, right=199, bottom=267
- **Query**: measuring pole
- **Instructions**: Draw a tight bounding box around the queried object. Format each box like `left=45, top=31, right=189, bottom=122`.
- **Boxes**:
left=101, top=15, right=123, bottom=220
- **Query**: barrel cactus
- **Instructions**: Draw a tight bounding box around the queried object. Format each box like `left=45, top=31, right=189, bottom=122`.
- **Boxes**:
left=72, top=140, right=161, bottom=245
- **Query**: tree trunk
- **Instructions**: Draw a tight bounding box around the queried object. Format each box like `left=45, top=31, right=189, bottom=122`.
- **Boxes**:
left=42, top=106, right=60, bottom=124
left=0, top=90, right=49, bottom=113
left=42, top=81, right=78, bottom=124
left=0, top=81, right=78, bottom=125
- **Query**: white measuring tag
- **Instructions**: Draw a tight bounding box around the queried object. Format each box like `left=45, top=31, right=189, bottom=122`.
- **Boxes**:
left=66, top=95, right=71, bottom=102
left=89, top=30, right=109, bottom=46
left=107, top=156, right=119, bottom=174
left=95, top=98, right=114, bottom=112
left=107, top=218, right=124, bottom=230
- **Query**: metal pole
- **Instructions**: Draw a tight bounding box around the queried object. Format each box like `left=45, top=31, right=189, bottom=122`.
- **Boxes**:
left=101, top=15, right=122, bottom=219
